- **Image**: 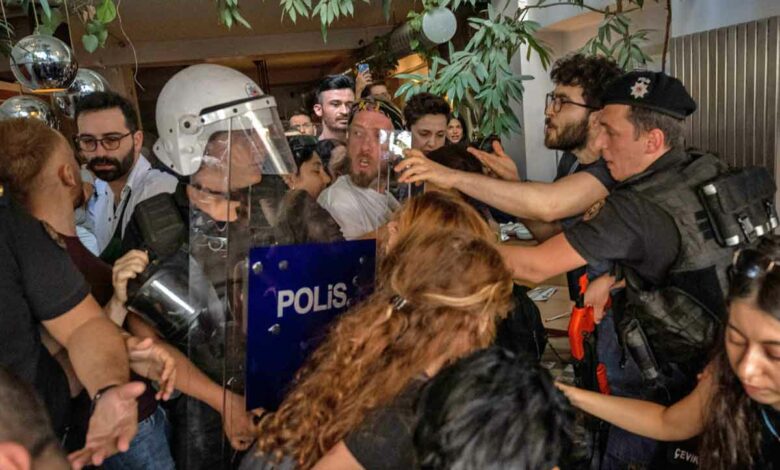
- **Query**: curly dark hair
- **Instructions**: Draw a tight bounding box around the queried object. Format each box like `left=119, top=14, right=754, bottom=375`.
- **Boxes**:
left=699, top=235, right=780, bottom=470
left=549, top=53, right=623, bottom=108
left=404, top=92, right=451, bottom=128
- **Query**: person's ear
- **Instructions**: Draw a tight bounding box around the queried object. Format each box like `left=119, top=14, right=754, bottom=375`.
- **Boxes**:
left=644, top=128, right=666, bottom=155
left=133, top=130, right=144, bottom=153
left=0, top=442, right=32, bottom=470
left=282, top=173, right=297, bottom=189
left=58, top=163, right=79, bottom=188
left=313, top=103, right=323, bottom=118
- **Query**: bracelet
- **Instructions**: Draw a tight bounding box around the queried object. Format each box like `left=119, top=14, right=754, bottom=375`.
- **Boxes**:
left=90, top=384, right=119, bottom=416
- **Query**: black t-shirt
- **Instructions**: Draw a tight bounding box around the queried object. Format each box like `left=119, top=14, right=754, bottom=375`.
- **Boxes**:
left=554, top=152, right=618, bottom=300
left=759, top=406, right=780, bottom=469
left=554, top=152, right=617, bottom=222
left=344, top=378, right=426, bottom=470
left=563, top=152, right=682, bottom=287
left=0, top=198, right=90, bottom=433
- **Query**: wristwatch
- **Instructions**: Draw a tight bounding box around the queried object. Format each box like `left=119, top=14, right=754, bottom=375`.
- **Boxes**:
left=90, top=384, right=119, bottom=416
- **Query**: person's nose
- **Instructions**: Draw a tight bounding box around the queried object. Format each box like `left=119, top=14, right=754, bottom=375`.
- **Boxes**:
left=736, top=345, right=766, bottom=387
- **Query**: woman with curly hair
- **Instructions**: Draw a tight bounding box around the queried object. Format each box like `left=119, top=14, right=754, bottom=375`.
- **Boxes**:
left=558, top=236, right=780, bottom=469
left=384, top=190, right=495, bottom=251
left=244, top=228, right=514, bottom=470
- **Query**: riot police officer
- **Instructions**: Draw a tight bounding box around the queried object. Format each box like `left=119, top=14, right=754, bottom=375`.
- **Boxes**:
left=500, top=71, right=741, bottom=468
left=124, top=64, right=297, bottom=469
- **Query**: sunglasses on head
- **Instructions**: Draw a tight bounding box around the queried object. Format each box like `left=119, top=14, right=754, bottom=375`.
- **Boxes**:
left=731, top=248, right=777, bottom=280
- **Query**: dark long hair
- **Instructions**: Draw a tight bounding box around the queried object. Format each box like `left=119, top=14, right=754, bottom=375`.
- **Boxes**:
left=700, top=236, right=780, bottom=469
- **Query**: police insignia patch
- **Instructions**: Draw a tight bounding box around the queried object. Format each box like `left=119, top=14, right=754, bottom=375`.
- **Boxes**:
left=583, top=199, right=606, bottom=221
left=41, top=221, right=67, bottom=250
left=630, top=77, right=652, bottom=99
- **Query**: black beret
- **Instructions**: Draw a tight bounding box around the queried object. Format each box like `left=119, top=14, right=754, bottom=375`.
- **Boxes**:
left=601, top=71, right=696, bottom=119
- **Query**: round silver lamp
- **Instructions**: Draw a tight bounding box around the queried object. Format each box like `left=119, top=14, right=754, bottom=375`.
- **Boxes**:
left=10, top=34, right=78, bottom=91
left=53, top=68, right=111, bottom=118
left=0, top=95, right=58, bottom=128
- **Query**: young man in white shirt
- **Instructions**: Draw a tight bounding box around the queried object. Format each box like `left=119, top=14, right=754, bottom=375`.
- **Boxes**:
left=318, top=98, right=405, bottom=239
left=74, top=91, right=177, bottom=261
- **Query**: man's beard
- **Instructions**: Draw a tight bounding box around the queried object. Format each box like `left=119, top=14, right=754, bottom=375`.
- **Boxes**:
left=325, top=115, right=348, bottom=132
left=350, top=168, right=378, bottom=188
left=87, top=145, right=135, bottom=182
left=544, top=117, right=589, bottom=151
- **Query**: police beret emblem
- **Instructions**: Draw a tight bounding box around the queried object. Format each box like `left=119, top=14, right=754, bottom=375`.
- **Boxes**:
left=630, top=77, right=652, bottom=99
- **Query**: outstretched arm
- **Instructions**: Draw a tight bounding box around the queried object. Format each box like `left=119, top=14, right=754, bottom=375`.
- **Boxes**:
left=397, top=149, right=608, bottom=222
left=556, top=368, right=713, bottom=441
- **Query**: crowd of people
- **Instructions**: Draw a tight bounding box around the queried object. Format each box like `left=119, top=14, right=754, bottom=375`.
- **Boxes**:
left=0, top=51, right=778, bottom=470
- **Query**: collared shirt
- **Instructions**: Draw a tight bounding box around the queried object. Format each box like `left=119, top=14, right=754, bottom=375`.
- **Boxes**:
left=317, top=175, right=400, bottom=239
left=84, top=155, right=178, bottom=254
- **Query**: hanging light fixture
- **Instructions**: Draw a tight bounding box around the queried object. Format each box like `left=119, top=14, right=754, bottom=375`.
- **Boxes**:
left=53, top=68, right=111, bottom=118
left=0, top=95, right=58, bottom=128
left=421, top=7, right=457, bottom=45
left=9, top=34, right=78, bottom=93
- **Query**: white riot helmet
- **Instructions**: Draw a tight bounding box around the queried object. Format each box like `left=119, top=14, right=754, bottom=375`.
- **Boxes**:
left=154, top=64, right=295, bottom=177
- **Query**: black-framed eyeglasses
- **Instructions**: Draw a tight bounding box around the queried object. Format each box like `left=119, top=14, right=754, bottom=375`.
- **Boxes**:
left=545, top=93, right=598, bottom=113
left=73, top=132, right=133, bottom=152
left=731, top=248, right=777, bottom=280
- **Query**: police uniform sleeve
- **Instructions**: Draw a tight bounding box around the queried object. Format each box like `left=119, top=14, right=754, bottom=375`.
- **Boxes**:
left=581, top=158, right=618, bottom=191
left=10, top=202, right=90, bottom=321
left=563, top=191, right=680, bottom=284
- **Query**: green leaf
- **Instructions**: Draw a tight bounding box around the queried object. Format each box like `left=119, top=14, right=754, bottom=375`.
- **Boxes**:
left=82, top=34, right=99, bottom=53
left=382, top=0, right=392, bottom=22
left=98, top=28, right=108, bottom=45
left=86, top=21, right=103, bottom=35
left=96, top=0, right=117, bottom=24
left=39, top=0, right=51, bottom=19
left=234, top=10, right=252, bottom=28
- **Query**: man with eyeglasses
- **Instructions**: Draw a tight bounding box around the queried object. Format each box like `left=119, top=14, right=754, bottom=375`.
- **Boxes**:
left=288, top=111, right=317, bottom=136
left=397, top=54, right=622, bottom=245
left=317, top=97, right=406, bottom=240
left=74, top=91, right=177, bottom=262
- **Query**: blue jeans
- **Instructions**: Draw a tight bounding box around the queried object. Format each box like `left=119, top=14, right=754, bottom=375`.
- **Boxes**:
left=102, top=406, right=175, bottom=470
left=597, top=312, right=659, bottom=469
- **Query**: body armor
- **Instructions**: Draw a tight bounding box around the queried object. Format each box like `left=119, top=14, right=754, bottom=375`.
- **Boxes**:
left=618, top=151, right=734, bottom=384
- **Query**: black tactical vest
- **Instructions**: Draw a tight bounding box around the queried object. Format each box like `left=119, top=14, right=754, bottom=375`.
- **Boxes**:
left=620, top=151, right=735, bottom=373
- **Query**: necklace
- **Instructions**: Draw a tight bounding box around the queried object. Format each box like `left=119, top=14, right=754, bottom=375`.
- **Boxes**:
left=761, top=407, right=780, bottom=442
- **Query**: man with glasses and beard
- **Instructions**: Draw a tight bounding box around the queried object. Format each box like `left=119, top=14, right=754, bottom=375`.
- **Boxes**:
left=397, top=54, right=622, bottom=245
left=317, top=97, right=405, bottom=240
left=75, top=91, right=177, bottom=262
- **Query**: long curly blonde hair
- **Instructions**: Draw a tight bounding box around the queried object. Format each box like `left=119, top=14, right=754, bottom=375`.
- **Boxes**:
left=255, top=229, right=513, bottom=468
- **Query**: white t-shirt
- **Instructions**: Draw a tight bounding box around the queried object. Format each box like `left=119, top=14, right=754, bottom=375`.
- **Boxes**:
left=317, top=175, right=400, bottom=239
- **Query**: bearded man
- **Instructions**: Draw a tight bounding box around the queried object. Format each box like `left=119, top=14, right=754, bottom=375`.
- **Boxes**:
left=74, top=91, right=177, bottom=262
left=317, top=98, right=405, bottom=240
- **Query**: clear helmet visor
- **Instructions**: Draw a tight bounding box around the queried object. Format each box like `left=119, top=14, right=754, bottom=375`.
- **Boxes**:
left=197, top=98, right=297, bottom=178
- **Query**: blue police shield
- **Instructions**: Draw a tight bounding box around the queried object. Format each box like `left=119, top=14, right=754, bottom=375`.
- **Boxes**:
left=245, top=239, right=376, bottom=410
